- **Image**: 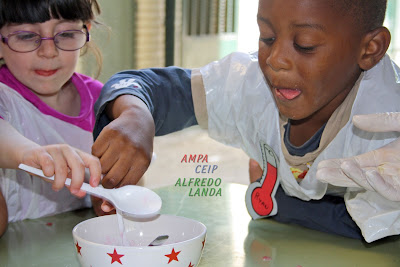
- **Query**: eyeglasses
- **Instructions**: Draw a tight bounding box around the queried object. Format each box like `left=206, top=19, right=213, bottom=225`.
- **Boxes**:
left=0, top=25, right=90, bottom=53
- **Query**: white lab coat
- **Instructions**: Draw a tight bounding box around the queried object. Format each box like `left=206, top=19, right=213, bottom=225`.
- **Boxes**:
left=200, top=52, right=400, bottom=242
left=0, top=85, right=92, bottom=222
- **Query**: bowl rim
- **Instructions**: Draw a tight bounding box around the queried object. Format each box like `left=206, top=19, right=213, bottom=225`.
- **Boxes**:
left=72, top=214, right=207, bottom=249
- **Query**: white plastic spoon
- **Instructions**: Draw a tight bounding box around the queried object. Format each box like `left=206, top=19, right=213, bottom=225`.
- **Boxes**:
left=18, top=164, right=162, bottom=219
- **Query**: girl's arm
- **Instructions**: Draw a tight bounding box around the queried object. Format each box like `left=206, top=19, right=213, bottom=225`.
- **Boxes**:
left=0, top=119, right=40, bottom=169
left=0, top=119, right=101, bottom=197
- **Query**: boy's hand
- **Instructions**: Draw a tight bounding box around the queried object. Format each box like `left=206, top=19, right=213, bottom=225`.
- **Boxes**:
left=20, top=144, right=102, bottom=198
left=316, top=113, right=400, bottom=201
left=91, top=196, right=116, bottom=216
left=92, top=95, right=155, bottom=189
left=249, top=158, right=263, bottom=183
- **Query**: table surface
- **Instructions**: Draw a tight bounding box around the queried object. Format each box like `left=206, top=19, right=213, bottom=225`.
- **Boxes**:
left=1, top=183, right=400, bottom=267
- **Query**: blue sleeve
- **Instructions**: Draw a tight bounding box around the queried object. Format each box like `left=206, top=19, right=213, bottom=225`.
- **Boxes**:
left=272, top=186, right=362, bottom=240
left=93, top=67, right=198, bottom=140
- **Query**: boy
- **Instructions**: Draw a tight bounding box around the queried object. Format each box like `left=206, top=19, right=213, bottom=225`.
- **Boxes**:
left=92, top=0, right=399, bottom=242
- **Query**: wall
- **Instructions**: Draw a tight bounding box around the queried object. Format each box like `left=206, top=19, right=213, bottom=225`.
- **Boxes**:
left=135, top=0, right=166, bottom=69
left=78, top=0, right=136, bottom=83
left=78, top=0, right=165, bottom=83
left=386, top=0, right=400, bottom=64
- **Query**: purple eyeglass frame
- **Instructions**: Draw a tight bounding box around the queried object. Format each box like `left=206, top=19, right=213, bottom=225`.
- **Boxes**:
left=0, top=25, right=90, bottom=53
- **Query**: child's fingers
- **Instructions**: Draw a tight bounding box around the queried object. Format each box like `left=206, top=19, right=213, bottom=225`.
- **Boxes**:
left=60, top=146, right=87, bottom=194
left=101, top=200, right=115, bottom=213
left=43, top=145, right=84, bottom=194
left=71, top=189, right=87, bottom=198
left=249, top=159, right=263, bottom=183
left=76, top=149, right=102, bottom=187
left=22, top=147, right=55, bottom=177
left=20, top=146, right=55, bottom=175
left=96, top=143, right=119, bottom=181
left=49, top=146, right=71, bottom=192
left=91, top=127, right=112, bottom=159
left=102, top=156, right=132, bottom=188
left=102, top=149, right=150, bottom=188
left=37, top=154, right=55, bottom=177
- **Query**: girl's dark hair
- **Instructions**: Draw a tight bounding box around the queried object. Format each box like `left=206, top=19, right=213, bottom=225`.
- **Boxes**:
left=0, top=0, right=103, bottom=78
left=0, top=0, right=100, bottom=27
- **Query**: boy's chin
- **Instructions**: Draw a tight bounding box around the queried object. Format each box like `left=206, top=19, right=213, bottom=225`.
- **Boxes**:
left=277, top=108, right=305, bottom=121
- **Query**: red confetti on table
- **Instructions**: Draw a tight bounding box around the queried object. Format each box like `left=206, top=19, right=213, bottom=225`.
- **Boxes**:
left=107, top=248, right=124, bottom=264
left=262, top=256, right=272, bottom=261
left=165, top=248, right=181, bottom=264
left=46, top=222, right=53, bottom=226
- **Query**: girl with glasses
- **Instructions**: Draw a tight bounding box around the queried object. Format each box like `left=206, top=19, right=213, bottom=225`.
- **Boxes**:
left=0, top=0, right=105, bottom=236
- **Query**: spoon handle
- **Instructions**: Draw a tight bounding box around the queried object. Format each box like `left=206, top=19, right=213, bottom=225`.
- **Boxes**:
left=18, top=164, right=107, bottom=199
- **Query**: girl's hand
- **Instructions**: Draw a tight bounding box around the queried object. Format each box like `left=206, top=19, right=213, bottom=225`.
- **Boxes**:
left=0, top=119, right=101, bottom=197
left=20, top=144, right=102, bottom=198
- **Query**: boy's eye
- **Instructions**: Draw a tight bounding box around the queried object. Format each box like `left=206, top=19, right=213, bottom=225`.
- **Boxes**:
left=294, top=43, right=316, bottom=53
left=259, top=37, right=275, bottom=45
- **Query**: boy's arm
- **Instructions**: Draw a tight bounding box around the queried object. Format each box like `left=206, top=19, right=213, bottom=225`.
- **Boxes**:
left=92, top=67, right=202, bottom=189
left=93, top=67, right=198, bottom=139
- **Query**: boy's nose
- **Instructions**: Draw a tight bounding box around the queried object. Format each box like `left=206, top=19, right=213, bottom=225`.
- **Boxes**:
left=37, top=39, right=59, bottom=58
left=266, top=42, right=291, bottom=71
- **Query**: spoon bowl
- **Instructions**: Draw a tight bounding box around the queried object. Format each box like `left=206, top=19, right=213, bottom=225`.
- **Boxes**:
left=18, top=164, right=162, bottom=218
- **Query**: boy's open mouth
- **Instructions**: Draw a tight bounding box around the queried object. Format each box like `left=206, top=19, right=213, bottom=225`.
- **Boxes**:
left=275, top=88, right=301, bottom=100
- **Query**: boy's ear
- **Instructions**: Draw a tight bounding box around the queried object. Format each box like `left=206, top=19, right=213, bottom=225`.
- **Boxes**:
left=358, top=27, right=391, bottom=71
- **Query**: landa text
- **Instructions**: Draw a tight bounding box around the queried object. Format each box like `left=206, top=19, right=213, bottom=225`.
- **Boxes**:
left=176, top=154, right=222, bottom=197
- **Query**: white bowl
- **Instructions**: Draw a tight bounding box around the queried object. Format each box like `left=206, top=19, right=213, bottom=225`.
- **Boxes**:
left=72, top=214, right=206, bottom=267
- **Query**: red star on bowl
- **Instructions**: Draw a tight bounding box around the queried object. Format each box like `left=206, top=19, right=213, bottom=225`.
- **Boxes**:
left=188, top=262, right=194, bottom=267
left=107, top=248, right=124, bottom=264
left=165, top=248, right=181, bottom=264
left=75, top=242, right=82, bottom=256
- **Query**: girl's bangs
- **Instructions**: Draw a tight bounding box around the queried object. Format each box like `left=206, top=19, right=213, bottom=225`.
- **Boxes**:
left=0, top=0, right=95, bottom=27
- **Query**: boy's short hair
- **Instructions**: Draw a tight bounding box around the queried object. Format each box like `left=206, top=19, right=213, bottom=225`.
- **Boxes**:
left=335, top=0, right=387, bottom=33
left=0, top=0, right=101, bottom=28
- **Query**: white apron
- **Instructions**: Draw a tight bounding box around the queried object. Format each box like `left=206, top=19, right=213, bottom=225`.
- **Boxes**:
left=201, top=52, right=400, bottom=242
left=0, top=85, right=92, bottom=222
